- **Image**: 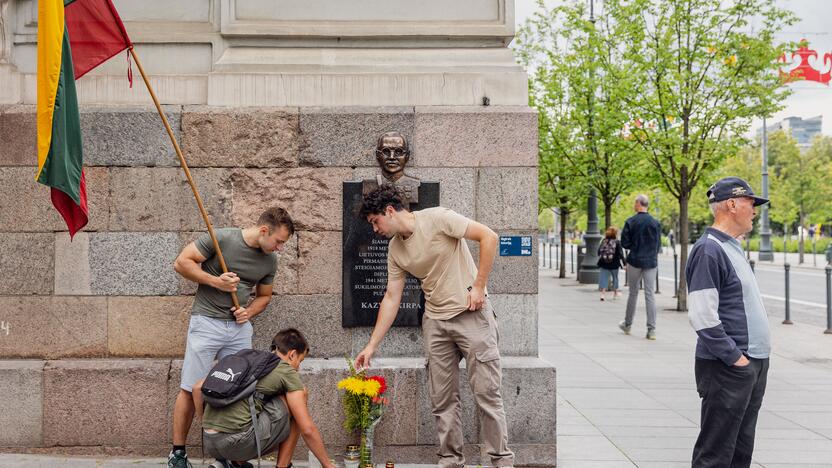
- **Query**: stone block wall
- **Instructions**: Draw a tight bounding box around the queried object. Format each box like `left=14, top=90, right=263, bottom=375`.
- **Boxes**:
left=0, top=105, right=554, bottom=464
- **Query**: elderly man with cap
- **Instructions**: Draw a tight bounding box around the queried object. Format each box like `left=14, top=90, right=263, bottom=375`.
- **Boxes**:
left=685, top=176, right=771, bottom=468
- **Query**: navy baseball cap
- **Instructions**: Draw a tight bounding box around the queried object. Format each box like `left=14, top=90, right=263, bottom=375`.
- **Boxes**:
left=706, top=177, right=769, bottom=206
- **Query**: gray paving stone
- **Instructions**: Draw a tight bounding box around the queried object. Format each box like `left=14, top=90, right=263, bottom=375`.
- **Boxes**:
left=0, top=361, right=43, bottom=446
left=412, top=106, right=537, bottom=167
left=88, top=232, right=181, bottom=295
left=81, top=106, right=181, bottom=167
left=300, top=107, right=414, bottom=167
left=475, top=167, right=538, bottom=230
left=0, top=233, right=53, bottom=295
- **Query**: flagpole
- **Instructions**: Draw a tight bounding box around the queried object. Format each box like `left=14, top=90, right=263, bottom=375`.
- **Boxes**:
left=128, top=46, right=241, bottom=311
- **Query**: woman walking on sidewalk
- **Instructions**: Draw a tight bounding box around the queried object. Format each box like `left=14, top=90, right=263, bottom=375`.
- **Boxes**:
left=597, top=226, right=626, bottom=301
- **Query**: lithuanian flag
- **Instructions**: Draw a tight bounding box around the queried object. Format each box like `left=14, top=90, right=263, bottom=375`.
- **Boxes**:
left=36, top=0, right=131, bottom=238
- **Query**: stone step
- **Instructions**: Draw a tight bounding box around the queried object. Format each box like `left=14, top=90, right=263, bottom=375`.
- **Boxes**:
left=0, top=357, right=554, bottom=465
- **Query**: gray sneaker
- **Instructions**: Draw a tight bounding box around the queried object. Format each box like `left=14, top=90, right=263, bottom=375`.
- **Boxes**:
left=618, top=321, right=631, bottom=335
left=646, top=329, right=656, bottom=340
left=168, top=450, right=193, bottom=468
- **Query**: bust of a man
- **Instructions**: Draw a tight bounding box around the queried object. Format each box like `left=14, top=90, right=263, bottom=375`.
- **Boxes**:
left=363, top=131, right=421, bottom=204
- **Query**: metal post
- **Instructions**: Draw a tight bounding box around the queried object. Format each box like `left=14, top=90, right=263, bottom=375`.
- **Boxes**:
left=784, top=234, right=788, bottom=265
left=549, top=242, right=553, bottom=270
left=571, top=244, right=575, bottom=274
left=813, top=238, right=817, bottom=267
left=540, top=241, right=545, bottom=268
left=759, top=115, right=774, bottom=261
left=673, top=252, right=678, bottom=298
left=746, top=236, right=751, bottom=260
left=750, top=259, right=756, bottom=273
left=825, top=266, right=832, bottom=334
left=655, top=264, right=660, bottom=294
left=783, top=263, right=792, bottom=325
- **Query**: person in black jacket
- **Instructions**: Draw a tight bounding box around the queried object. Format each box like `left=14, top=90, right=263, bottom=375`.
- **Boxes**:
left=619, top=194, right=662, bottom=340
left=597, top=226, right=626, bottom=301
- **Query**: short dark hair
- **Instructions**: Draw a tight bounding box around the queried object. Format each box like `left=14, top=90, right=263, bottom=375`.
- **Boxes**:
left=360, top=186, right=406, bottom=219
left=270, top=328, right=309, bottom=355
left=258, top=207, right=295, bottom=236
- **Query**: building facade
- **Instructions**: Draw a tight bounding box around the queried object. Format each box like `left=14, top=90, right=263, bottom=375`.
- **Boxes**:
left=0, top=0, right=555, bottom=464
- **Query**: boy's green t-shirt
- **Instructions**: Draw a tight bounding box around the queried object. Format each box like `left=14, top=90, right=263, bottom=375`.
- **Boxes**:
left=203, top=362, right=305, bottom=433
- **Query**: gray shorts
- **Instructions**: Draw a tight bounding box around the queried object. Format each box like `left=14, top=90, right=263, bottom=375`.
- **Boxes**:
left=180, top=314, right=253, bottom=392
left=203, top=398, right=292, bottom=461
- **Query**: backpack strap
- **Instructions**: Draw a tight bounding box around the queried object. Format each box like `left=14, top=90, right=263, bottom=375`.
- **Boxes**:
left=249, top=395, right=262, bottom=468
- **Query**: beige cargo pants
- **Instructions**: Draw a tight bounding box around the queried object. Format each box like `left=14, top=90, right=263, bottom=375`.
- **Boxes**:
left=422, top=299, right=515, bottom=468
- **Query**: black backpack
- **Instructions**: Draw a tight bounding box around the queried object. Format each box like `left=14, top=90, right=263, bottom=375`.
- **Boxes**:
left=599, top=239, right=617, bottom=263
left=202, top=349, right=280, bottom=466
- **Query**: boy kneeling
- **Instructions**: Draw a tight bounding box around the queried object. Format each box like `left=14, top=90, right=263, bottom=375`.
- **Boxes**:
left=193, top=329, right=334, bottom=468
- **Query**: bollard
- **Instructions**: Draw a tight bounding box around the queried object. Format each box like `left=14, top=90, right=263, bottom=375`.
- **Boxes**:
left=825, top=266, right=832, bottom=334
left=784, top=237, right=788, bottom=264
left=673, top=252, right=678, bottom=298
left=571, top=244, right=575, bottom=274
left=783, top=263, right=792, bottom=325
left=549, top=242, right=553, bottom=270
left=541, top=242, right=547, bottom=268
left=749, top=259, right=755, bottom=273
left=813, top=239, right=817, bottom=267
left=655, top=265, right=660, bottom=294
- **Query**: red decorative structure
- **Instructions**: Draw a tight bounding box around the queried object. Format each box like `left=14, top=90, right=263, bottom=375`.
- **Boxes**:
left=778, top=39, right=831, bottom=85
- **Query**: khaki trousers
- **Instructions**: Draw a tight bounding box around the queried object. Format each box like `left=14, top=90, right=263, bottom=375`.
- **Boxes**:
left=422, top=300, right=514, bottom=468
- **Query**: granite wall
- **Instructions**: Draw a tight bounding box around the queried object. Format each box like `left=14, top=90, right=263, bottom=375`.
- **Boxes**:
left=0, top=105, right=555, bottom=465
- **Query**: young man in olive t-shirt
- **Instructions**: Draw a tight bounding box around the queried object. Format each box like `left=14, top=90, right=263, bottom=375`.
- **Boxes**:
left=193, top=329, right=336, bottom=468
left=354, top=187, right=514, bottom=468
left=168, top=208, right=294, bottom=468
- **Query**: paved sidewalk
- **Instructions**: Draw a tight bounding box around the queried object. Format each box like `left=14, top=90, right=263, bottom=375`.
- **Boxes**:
left=540, top=270, right=832, bottom=468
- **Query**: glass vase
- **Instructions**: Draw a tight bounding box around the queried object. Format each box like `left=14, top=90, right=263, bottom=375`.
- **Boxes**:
left=359, top=424, right=375, bottom=467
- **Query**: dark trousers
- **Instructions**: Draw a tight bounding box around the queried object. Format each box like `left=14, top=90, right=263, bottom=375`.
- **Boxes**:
left=692, top=357, right=769, bottom=468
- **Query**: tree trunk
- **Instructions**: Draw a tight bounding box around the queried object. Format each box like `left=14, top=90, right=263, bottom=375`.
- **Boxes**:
left=559, top=209, right=568, bottom=279
left=798, top=207, right=805, bottom=264
left=604, top=202, right=612, bottom=231
left=677, top=193, right=689, bottom=311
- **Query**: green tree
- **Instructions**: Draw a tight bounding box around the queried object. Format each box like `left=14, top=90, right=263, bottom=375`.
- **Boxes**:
left=516, top=1, right=647, bottom=230
left=603, top=0, right=795, bottom=310
left=536, top=100, right=589, bottom=278
left=766, top=130, right=800, bottom=234
left=770, top=132, right=832, bottom=262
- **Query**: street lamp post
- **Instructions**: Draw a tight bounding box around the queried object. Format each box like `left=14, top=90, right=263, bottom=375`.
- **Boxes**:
left=759, top=116, right=774, bottom=261
left=578, top=0, right=602, bottom=284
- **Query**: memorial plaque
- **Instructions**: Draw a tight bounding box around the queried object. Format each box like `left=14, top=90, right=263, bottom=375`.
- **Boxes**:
left=341, top=182, right=439, bottom=327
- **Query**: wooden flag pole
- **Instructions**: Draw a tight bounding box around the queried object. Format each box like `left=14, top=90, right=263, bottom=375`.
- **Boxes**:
left=128, top=46, right=241, bottom=310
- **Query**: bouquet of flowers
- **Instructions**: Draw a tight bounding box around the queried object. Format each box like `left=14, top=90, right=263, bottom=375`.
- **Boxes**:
left=338, top=360, right=390, bottom=466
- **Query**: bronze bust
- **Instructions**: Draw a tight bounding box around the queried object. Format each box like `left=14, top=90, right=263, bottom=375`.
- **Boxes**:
left=363, top=131, right=421, bottom=204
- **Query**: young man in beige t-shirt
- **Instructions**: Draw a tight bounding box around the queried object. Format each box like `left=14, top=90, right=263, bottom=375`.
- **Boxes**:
left=354, top=186, right=514, bottom=468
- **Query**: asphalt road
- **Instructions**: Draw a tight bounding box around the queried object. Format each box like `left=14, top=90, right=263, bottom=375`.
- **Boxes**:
left=538, top=244, right=831, bottom=328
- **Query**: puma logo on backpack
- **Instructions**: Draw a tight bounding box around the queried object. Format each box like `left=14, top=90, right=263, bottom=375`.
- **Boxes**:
left=202, top=349, right=280, bottom=408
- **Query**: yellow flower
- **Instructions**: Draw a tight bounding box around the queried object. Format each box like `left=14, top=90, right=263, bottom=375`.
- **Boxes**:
left=723, top=55, right=737, bottom=66
left=363, top=379, right=381, bottom=398
left=337, top=376, right=382, bottom=398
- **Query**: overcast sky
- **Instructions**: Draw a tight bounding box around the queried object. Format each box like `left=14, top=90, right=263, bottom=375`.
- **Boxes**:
left=514, top=0, right=832, bottom=135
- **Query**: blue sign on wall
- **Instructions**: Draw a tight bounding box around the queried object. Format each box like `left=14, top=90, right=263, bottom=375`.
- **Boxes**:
left=499, top=236, right=532, bottom=256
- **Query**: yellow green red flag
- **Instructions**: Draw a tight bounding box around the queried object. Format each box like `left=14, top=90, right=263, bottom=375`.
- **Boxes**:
left=36, top=0, right=131, bottom=238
